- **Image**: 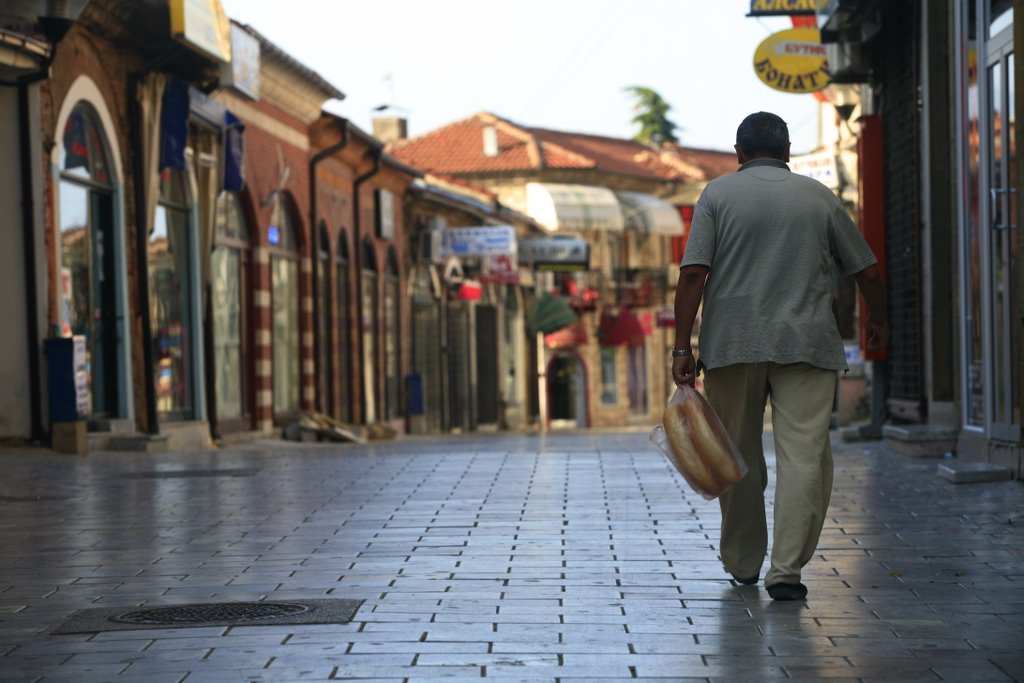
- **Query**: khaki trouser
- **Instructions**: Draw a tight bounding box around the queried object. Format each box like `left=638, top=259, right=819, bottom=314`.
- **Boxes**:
left=704, top=362, right=835, bottom=587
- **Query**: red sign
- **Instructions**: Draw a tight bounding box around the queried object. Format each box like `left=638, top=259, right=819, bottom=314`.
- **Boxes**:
left=480, top=254, right=519, bottom=284
left=458, top=280, right=482, bottom=301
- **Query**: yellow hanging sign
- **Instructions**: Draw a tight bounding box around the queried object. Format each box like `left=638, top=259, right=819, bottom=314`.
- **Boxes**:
left=170, top=0, right=232, bottom=64
left=753, top=27, right=830, bottom=94
left=747, top=0, right=829, bottom=16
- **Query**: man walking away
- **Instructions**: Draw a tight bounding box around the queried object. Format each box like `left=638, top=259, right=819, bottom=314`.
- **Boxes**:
left=670, top=111, right=888, bottom=601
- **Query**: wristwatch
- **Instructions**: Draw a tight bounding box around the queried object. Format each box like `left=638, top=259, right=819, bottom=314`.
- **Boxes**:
left=671, top=347, right=692, bottom=358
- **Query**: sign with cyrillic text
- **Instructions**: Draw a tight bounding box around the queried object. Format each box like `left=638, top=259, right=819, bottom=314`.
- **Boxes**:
left=753, top=27, right=830, bottom=94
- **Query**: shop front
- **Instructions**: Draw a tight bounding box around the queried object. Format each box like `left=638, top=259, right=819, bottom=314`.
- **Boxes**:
left=954, top=0, right=1022, bottom=464
left=55, top=90, right=131, bottom=428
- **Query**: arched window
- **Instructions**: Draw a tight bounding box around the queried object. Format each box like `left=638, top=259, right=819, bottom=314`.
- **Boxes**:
left=59, top=102, right=118, bottom=417
left=270, top=193, right=300, bottom=418
left=316, top=222, right=332, bottom=415
left=361, top=237, right=378, bottom=423
left=384, top=248, right=400, bottom=420
left=336, top=231, right=352, bottom=422
left=211, top=191, right=250, bottom=425
left=149, top=166, right=195, bottom=420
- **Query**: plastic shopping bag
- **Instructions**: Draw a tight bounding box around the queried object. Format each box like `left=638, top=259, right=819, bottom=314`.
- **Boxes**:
left=650, top=385, right=748, bottom=500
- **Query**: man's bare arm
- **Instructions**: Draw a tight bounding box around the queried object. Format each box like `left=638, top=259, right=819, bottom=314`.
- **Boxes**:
left=854, top=264, right=888, bottom=350
left=672, top=265, right=709, bottom=386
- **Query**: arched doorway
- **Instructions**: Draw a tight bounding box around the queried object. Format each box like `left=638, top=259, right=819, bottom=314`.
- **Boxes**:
left=57, top=101, right=121, bottom=420
left=360, top=237, right=378, bottom=423
left=270, top=193, right=300, bottom=421
left=383, top=248, right=400, bottom=421
left=149, top=166, right=197, bottom=420
left=547, top=352, right=587, bottom=429
left=210, top=191, right=251, bottom=430
left=336, top=230, right=352, bottom=422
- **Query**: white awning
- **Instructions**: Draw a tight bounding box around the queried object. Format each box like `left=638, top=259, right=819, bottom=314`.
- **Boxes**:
left=525, top=182, right=624, bottom=232
left=615, top=191, right=685, bottom=236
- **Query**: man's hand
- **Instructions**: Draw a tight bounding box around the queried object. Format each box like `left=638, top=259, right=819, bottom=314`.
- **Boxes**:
left=865, top=318, right=889, bottom=351
left=672, top=354, right=697, bottom=387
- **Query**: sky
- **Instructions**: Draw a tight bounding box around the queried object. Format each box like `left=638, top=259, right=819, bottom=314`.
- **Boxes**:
left=218, top=0, right=823, bottom=154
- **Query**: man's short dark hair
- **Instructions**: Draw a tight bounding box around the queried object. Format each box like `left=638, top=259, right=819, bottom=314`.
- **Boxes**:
left=736, top=112, right=790, bottom=159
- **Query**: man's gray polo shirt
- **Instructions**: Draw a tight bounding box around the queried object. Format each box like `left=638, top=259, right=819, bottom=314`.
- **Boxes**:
left=681, top=158, right=877, bottom=371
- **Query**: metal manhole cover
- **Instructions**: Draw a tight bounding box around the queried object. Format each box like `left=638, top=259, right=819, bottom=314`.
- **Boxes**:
left=51, top=598, right=363, bottom=634
left=111, top=602, right=310, bottom=625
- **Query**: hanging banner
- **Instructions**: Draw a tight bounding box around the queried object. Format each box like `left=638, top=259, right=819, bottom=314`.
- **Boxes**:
left=753, top=27, right=830, bottom=94
left=439, top=226, right=516, bottom=257
left=747, top=0, right=828, bottom=16
left=481, top=253, right=520, bottom=284
left=518, top=237, right=589, bottom=271
left=790, top=150, right=840, bottom=189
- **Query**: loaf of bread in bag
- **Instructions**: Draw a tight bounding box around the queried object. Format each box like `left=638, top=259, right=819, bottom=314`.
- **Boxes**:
left=662, top=402, right=722, bottom=496
left=682, top=397, right=744, bottom=485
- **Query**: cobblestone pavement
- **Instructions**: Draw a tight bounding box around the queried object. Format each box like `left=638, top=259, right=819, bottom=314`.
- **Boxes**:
left=0, top=429, right=1022, bottom=682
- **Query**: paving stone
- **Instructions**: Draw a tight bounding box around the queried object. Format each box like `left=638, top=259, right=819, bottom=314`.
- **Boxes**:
left=0, top=431, right=1021, bottom=680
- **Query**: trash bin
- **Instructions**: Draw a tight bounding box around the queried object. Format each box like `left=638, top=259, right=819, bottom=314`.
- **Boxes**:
left=44, top=336, right=88, bottom=454
left=406, top=373, right=426, bottom=434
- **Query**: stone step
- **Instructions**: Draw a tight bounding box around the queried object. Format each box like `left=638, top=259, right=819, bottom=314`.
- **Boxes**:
left=937, top=460, right=1014, bottom=484
left=882, top=424, right=957, bottom=457
left=104, top=433, right=170, bottom=453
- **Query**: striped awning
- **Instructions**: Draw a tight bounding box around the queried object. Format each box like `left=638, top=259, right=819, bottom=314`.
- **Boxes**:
left=525, top=182, right=624, bottom=232
left=616, top=191, right=685, bottom=236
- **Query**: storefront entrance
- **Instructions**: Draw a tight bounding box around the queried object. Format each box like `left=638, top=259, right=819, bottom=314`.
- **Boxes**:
left=959, top=0, right=1021, bottom=443
left=983, top=9, right=1020, bottom=441
left=58, top=102, right=124, bottom=421
left=548, top=353, right=587, bottom=429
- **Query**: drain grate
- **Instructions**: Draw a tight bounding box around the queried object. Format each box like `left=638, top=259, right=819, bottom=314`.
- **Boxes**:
left=111, top=602, right=310, bottom=625
left=52, top=598, right=363, bottom=635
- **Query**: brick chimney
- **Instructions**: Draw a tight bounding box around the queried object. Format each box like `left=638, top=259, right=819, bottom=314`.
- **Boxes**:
left=373, top=116, right=408, bottom=144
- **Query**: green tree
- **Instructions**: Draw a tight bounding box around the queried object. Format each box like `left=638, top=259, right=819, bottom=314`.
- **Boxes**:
left=625, top=86, right=680, bottom=145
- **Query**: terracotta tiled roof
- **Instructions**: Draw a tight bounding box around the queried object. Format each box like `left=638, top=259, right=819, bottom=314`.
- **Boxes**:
left=387, top=112, right=736, bottom=183
left=388, top=112, right=595, bottom=174
left=666, top=144, right=739, bottom=180
left=425, top=173, right=497, bottom=203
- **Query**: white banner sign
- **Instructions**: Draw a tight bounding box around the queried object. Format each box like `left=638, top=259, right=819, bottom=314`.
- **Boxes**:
left=790, top=151, right=840, bottom=189
left=439, top=226, right=516, bottom=257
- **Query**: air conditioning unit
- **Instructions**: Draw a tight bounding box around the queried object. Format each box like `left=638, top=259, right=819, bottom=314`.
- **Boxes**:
left=418, top=229, right=443, bottom=264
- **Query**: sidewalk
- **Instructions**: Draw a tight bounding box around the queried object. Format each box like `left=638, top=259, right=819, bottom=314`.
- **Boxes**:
left=0, top=429, right=1022, bottom=682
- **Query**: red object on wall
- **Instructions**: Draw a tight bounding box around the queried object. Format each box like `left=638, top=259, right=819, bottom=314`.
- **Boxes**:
left=857, top=115, right=888, bottom=361
left=597, top=308, right=646, bottom=347
left=458, top=280, right=482, bottom=301
left=671, top=205, right=695, bottom=264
